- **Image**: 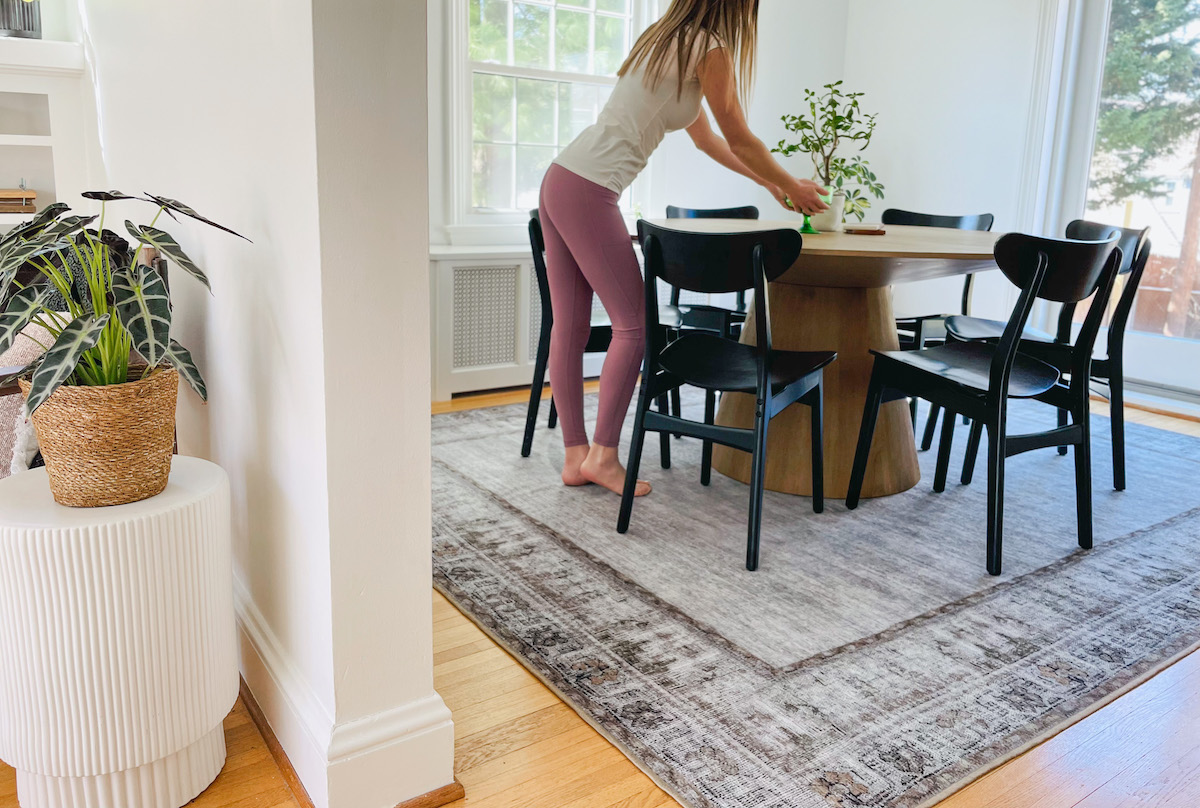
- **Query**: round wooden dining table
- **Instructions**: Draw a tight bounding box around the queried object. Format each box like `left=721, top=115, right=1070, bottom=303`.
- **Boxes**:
left=644, top=219, right=1001, bottom=499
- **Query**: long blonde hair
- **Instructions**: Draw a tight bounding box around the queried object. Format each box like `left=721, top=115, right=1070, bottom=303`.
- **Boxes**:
left=617, top=0, right=760, bottom=103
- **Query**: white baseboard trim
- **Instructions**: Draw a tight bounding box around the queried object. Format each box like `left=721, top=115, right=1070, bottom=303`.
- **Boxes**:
left=233, top=576, right=456, bottom=808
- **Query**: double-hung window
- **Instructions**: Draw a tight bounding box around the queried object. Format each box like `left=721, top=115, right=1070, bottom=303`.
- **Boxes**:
left=466, top=0, right=643, bottom=216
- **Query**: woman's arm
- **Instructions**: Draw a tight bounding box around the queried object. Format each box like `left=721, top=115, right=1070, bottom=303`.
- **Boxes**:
left=695, top=48, right=828, bottom=215
left=685, top=110, right=790, bottom=209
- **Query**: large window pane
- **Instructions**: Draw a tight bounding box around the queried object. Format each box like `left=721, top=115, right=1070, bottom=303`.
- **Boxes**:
left=596, top=0, right=627, bottom=12
left=593, top=14, right=627, bottom=76
left=473, top=144, right=514, bottom=210
left=516, top=78, right=556, bottom=145
left=468, top=0, right=509, bottom=64
left=512, top=2, right=551, bottom=69
left=555, top=8, right=591, bottom=73
left=473, top=73, right=514, bottom=143
left=557, top=82, right=604, bottom=145
left=1085, top=0, right=1200, bottom=341
left=516, top=145, right=556, bottom=210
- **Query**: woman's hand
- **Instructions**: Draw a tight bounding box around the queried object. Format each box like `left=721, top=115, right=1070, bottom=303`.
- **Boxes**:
left=782, top=179, right=830, bottom=216
left=765, top=184, right=792, bottom=212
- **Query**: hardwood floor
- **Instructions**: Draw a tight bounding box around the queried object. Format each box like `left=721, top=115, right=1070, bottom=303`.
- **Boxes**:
left=2, top=387, right=1196, bottom=808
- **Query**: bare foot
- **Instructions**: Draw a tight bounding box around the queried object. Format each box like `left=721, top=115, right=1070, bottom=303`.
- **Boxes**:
left=581, top=445, right=651, bottom=497
left=562, top=444, right=591, bottom=487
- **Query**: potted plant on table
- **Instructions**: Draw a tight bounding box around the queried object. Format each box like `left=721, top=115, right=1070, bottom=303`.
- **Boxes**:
left=0, top=192, right=246, bottom=507
left=772, top=81, right=885, bottom=233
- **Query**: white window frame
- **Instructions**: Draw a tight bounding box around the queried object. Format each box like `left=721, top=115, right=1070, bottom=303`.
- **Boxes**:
left=445, top=0, right=657, bottom=245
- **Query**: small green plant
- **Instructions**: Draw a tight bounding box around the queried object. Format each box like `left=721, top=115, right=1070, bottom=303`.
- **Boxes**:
left=0, top=192, right=247, bottom=413
left=772, top=81, right=885, bottom=221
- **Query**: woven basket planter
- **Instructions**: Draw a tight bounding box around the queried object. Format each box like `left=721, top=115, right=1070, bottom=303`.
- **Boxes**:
left=19, top=369, right=178, bottom=508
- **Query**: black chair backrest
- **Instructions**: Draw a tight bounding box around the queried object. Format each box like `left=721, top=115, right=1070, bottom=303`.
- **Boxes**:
left=638, top=220, right=800, bottom=356
left=990, top=231, right=1120, bottom=389
left=528, top=210, right=553, bottom=330
left=882, top=208, right=994, bottom=315
left=666, top=205, right=760, bottom=221
left=881, top=208, right=995, bottom=232
left=637, top=220, right=799, bottom=294
left=1057, top=221, right=1151, bottom=357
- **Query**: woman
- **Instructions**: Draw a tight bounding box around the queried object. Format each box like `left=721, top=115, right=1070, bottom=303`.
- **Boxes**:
left=539, top=0, right=828, bottom=497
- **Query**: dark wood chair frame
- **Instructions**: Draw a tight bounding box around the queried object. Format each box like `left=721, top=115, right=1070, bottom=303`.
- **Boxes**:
left=521, top=211, right=676, bottom=464
left=618, top=221, right=835, bottom=571
left=945, top=223, right=1152, bottom=492
left=845, top=231, right=1122, bottom=576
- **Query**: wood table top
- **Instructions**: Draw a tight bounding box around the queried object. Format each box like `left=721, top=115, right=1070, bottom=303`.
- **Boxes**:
left=641, top=219, right=1002, bottom=288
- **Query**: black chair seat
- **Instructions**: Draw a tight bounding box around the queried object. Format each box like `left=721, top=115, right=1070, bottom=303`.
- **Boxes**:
left=873, top=342, right=1061, bottom=399
left=943, top=315, right=1053, bottom=344
left=660, top=332, right=835, bottom=394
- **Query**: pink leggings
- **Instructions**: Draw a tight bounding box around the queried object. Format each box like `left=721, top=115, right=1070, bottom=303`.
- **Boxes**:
left=538, top=163, right=645, bottom=449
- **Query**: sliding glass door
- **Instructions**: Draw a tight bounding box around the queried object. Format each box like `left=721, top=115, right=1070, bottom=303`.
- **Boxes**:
left=1082, top=0, right=1200, bottom=394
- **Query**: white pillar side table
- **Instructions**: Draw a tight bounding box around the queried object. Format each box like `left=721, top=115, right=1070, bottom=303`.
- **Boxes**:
left=0, top=456, right=237, bottom=808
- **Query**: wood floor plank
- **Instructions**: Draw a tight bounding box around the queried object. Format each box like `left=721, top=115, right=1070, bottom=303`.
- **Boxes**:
left=451, top=703, right=591, bottom=773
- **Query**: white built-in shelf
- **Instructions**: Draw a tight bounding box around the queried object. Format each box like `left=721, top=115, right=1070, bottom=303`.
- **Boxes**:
left=0, top=134, right=51, bottom=147
left=0, top=212, right=32, bottom=225
left=0, top=38, right=83, bottom=77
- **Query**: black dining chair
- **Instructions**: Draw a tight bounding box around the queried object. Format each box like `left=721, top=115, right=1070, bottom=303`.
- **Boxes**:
left=664, top=205, right=759, bottom=434
left=946, top=222, right=1151, bottom=492
left=881, top=208, right=996, bottom=441
left=618, top=221, right=836, bottom=571
left=521, top=211, right=680, bottom=462
left=845, top=230, right=1121, bottom=576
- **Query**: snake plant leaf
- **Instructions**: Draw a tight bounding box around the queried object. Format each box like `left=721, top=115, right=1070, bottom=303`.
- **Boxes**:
left=143, top=194, right=250, bottom=241
left=0, top=285, right=50, bottom=356
left=125, top=221, right=211, bottom=291
left=24, top=313, right=111, bottom=415
left=113, top=262, right=172, bottom=368
left=82, top=190, right=142, bottom=202
left=164, top=339, right=206, bottom=401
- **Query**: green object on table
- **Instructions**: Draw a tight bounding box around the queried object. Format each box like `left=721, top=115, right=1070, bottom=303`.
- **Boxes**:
left=799, top=215, right=820, bottom=235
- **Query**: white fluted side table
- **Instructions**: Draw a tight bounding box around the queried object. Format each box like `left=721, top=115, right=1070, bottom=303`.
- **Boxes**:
left=0, top=456, right=237, bottom=808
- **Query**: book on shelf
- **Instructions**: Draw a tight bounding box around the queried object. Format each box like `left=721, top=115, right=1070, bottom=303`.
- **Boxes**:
left=0, top=189, right=37, bottom=213
left=0, top=203, right=37, bottom=214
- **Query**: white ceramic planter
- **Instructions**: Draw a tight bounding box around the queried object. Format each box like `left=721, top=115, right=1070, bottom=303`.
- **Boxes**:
left=0, top=457, right=237, bottom=808
left=810, top=190, right=846, bottom=233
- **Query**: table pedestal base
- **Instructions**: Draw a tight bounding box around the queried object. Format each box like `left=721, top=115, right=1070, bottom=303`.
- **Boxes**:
left=15, top=726, right=226, bottom=808
left=712, top=284, right=921, bottom=498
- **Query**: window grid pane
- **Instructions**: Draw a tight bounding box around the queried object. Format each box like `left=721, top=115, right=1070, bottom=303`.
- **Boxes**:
left=469, top=0, right=635, bottom=212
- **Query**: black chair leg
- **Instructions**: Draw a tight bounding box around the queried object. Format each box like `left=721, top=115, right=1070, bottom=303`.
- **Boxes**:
left=617, top=389, right=652, bottom=534
left=909, top=397, right=918, bottom=430
left=933, top=409, right=957, bottom=493
left=657, top=394, right=671, bottom=469
left=1056, top=406, right=1068, bottom=455
left=846, top=373, right=886, bottom=510
left=701, top=389, right=716, bottom=486
left=521, top=338, right=550, bottom=457
left=745, top=401, right=770, bottom=571
left=809, top=383, right=824, bottom=514
left=921, top=404, right=942, bottom=451
left=548, top=397, right=558, bottom=429
left=1110, top=374, right=1126, bottom=491
left=985, top=419, right=1006, bottom=576
left=1075, top=399, right=1094, bottom=550
left=671, top=388, right=683, bottom=438
left=961, top=418, right=984, bottom=485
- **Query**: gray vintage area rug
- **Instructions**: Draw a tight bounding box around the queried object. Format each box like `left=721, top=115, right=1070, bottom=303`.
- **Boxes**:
left=432, top=392, right=1200, bottom=808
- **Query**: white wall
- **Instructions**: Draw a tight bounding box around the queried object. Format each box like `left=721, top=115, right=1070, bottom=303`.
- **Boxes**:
left=841, top=0, right=1054, bottom=319
left=77, top=1, right=452, bottom=806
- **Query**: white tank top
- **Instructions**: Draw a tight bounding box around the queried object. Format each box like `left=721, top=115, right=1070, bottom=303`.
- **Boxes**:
left=553, top=32, right=723, bottom=194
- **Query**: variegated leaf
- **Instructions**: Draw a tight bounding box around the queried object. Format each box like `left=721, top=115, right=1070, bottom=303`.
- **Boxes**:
left=143, top=194, right=249, bottom=241
left=82, top=190, right=141, bottom=202
left=125, top=221, right=211, bottom=291
left=0, top=357, right=40, bottom=388
left=165, top=339, right=206, bottom=401
left=0, top=233, right=65, bottom=300
left=24, top=314, right=111, bottom=415
left=42, top=215, right=98, bottom=239
left=113, top=262, right=172, bottom=368
left=0, top=203, right=70, bottom=246
left=0, top=285, right=50, bottom=356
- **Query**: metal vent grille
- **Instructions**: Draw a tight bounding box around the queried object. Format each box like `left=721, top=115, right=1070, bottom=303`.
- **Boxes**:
left=453, top=265, right=518, bottom=369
